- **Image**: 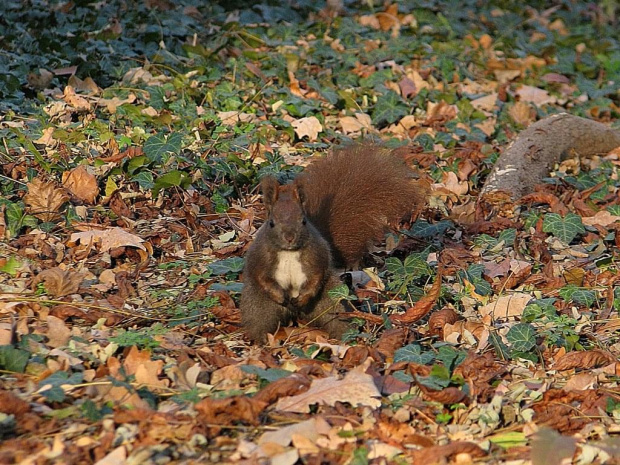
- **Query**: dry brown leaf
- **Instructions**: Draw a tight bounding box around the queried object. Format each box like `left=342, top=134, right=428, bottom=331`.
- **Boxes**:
left=478, top=293, right=533, bottom=319
left=470, top=93, right=498, bottom=112
left=32, top=267, right=83, bottom=297
left=34, top=127, right=58, bottom=146
left=253, top=373, right=312, bottom=405
left=217, top=111, right=257, bottom=126
left=70, top=227, right=146, bottom=252
left=275, top=362, right=380, bottom=413
left=24, top=178, right=69, bottom=222
left=427, top=308, right=460, bottom=338
left=515, top=85, right=556, bottom=106
left=339, top=113, right=372, bottom=135
left=373, top=328, right=407, bottom=359
left=258, top=417, right=329, bottom=447
left=509, top=100, right=534, bottom=126
left=67, top=75, right=100, bottom=94
left=474, top=116, right=497, bottom=136
left=435, top=171, right=468, bottom=196
left=62, top=165, right=98, bottom=204
left=121, top=346, right=167, bottom=388
left=409, top=441, right=486, bottom=464
left=98, top=94, right=137, bottom=113
left=63, top=85, right=92, bottom=111
left=195, top=396, right=267, bottom=428
left=554, top=349, right=616, bottom=371
left=582, top=211, right=620, bottom=227
left=291, top=116, right=322, bottom=141
left=563, top=372, right=597, bottom=391
left=45, top=315, right=71, bottom=348
left=419, top=386, right=468, bottom=405
left=391, top=269, right=442, bottom=324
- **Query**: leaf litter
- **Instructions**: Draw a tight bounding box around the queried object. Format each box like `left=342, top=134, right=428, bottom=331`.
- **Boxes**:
left=0, top=1, right=620, bottom=464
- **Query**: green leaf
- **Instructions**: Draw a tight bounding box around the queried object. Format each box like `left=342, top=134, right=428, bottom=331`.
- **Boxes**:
left=208, top=257, right=244, bottom=275
left=407, top=220, right=453, bottom=238
left=436, top=345, right=467, bottom=371
left=371, top=90, right=408, bottom=126
left=416, top=365, right=452, bottom=390
left=559, top=285, right=596, bottom=307
left=38, top=371, right=84, bottom=402
left=152, top=170, right=190, bottom=197
left=143, top=133, right=182, bottom=163
left=0, top=346, right=29, bottom=373
left=0, top=256, right=22, bottom=276
left=403, top=255, right=431, bottom=279
left=506, top=323, right=536, bottom=352
left=240, top=366, right=292, bottom=382
left=328, top=284, right=353, bottom=301
left=394, top=344, right=435, bottom=364
left=542, top=212, right=585, bottom=244
left=385, top=257, right=406, bottom=276
left=488, top=431, right=527, bottom=449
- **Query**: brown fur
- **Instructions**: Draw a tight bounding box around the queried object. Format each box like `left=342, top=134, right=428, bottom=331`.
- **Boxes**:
left=296, top=145, right=427, bottom=267
left=240, top=145, right=427, bottom=343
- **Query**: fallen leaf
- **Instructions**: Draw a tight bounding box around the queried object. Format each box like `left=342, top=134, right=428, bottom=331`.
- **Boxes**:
left=471, top=93, right=498, bottom=112
left=45, top=315, right=72, bottom=348
left=275, top=362, right=380, bottom=413
left=515, top=85, right=556, bottom=106
left=70, top=227, right=147, bottom=252
left=478, top=293, right=533, bottom=319
left=62, top=165, right=98, bottom=204
left=509, top=100, right=534, bottom=126
left=32, top=267, right=83, bottom=297
left=291, top=116, right=322, bottom=141
left=582, top=211, right=620, bottom=227
left=391, top=267, right=442, bottom=324
left=554, top=349, right=616, bottom=371
left=24, top=179, right=69, bottom=222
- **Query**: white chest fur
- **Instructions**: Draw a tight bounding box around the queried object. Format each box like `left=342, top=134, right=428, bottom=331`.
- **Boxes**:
left=274, top=251, right=306, bottom=298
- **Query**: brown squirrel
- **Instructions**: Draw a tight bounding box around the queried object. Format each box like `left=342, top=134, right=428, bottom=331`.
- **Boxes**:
left=240, top=145, right=427, bottom=343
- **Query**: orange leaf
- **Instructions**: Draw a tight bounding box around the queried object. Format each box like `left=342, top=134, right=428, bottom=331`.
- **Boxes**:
left=391, top=269, right=442, bottom=325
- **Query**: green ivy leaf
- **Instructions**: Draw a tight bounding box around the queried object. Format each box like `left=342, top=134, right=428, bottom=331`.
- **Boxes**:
left=38, top=371, right=84, bottom=402
left=436, top=345, right=467, bottom=371
left=208, top=257, right=244, bottom=275
left=152, top=170, right=191, bottom=197
left=403, top=255, right=431, bottom=279
left=542, top=212, right=585, bottom=244
left=371, top=90, right=408, bottom=126
left=416, top=364, right=452, bottom=390
left=143, top=133, right=182, bottom=163
left=0, top=346, right=29, bottom=373
left=328, top=284, right=354, bottom=301
left=506, top=323, right=536, bottom=352
left=407, top=220, right=453, bottom=239
left=394, top=344, right=435, bottom=364
left=240, top=366, right=292, bottom=383
left=559, top=285, right=597, bottom=307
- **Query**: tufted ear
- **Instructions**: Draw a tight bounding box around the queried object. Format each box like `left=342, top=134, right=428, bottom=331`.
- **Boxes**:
left=292, top=176, right=306, bottom=210
left=260, top=176, right=280, bottom=210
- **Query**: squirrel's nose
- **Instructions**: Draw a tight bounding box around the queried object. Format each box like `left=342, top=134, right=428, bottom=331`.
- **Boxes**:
left=283, top=232, right=296, bottom=244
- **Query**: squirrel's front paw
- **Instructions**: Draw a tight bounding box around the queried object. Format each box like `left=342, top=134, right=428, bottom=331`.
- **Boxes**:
left=267, top=286, right=287, bottom=305
left=291, top=292, right=313, bottom=308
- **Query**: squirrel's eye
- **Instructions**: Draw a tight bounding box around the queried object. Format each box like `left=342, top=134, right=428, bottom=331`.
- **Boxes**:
left=269, top=220, right=275, bottom=228
left=302, top=218, right=307, bottom=225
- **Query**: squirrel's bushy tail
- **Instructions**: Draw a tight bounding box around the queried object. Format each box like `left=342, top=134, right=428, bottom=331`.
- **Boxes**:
left=296, top=145, right=427, bottom=267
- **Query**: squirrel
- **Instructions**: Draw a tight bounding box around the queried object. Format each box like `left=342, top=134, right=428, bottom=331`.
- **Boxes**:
left=240, top=145, right=427, bottom=343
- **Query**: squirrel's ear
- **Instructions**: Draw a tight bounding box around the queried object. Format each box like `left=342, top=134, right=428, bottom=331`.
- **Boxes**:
left=293, top=178, right=306, bottom=206
left=260, top=176, right=280, bottom=207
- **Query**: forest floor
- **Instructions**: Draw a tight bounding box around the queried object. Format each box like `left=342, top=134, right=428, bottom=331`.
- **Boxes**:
left=1, top=1, right=620, bottom=464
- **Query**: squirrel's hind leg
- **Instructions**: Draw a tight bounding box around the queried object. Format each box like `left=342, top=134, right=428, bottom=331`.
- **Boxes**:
left=304, top=277, right=351, bottom=340
left=240, top=282, right=290, bottom=343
